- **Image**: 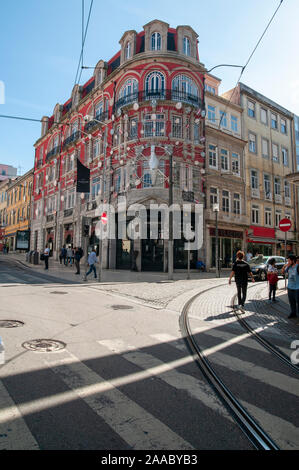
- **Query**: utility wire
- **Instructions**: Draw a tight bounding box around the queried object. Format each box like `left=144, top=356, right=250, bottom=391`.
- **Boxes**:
left=218, top=0, right=284, bottom=129
left=74, top=0, right=94, bottom=87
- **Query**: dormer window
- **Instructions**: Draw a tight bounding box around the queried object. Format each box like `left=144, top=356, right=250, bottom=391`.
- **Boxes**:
left=125, top=42, right=131, bottom=59
left=183, top=37, right=191, bottom=56
left=151, top=32, right=161, bottom=51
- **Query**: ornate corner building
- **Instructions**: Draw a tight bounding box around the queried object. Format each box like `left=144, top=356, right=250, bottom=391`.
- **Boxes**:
left=31, top=20, right=208, bottom=271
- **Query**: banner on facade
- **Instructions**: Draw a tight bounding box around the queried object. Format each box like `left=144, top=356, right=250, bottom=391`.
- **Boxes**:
left=76, top=158, right=90, bottom=193
left=16, top=230, right=30, bottom=250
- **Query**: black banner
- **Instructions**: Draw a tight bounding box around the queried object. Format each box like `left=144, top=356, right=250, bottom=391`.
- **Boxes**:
left=76, top=158, right=90, bottom=193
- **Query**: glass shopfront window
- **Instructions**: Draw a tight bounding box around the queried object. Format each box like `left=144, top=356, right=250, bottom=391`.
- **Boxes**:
left=246, top=243, right=273, bottom=257
left=211, top=236, right=242, bottom=268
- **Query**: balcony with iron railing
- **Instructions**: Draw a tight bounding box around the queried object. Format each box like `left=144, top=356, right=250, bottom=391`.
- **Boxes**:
left=84, top=110, right=109, bottom=133
left=114, top=89, right=202, bottom=111
left=46, top=145, right=60, bottom=162
left=62, top=131, right=81, bottom=149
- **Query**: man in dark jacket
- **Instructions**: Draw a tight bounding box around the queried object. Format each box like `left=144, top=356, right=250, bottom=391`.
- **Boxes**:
left=59, top=245, right=67, bottom=265
left=74, top=247, right=82, bottom=275
left=229, top=250, right=255, bottom=308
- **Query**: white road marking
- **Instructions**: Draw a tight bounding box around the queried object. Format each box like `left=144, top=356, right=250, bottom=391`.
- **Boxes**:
left=98, top=338, right=233, bottom=422
left=44, top=352, right=194, bottom=450
left=0, top=380, right=39, bottom=450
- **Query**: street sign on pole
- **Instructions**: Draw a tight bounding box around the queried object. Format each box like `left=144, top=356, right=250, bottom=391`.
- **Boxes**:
left=279, top=218, right=292, bottom=232
left=101, top=212, right=108, bottom=225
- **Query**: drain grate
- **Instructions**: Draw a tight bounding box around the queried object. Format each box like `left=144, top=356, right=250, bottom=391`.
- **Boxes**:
left=22, top=339, right=66, bottom=353
left=50, top=291, right=68, bottom=295
left=111, top=305, right=134, bottom=310
left=0, top=320, right=24, bottom=328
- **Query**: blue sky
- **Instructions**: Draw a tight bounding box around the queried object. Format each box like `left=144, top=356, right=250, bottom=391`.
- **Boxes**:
left=0, top=0, right=298, bottom=174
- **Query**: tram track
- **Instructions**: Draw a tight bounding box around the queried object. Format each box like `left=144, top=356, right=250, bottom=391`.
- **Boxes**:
left=179, top=284, right=281, bottom=450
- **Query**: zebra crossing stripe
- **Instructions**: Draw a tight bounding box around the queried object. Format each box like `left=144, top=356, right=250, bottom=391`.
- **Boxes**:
left=98, top=338, right=233, bottom=421
left=44, top=352, right=194, bottom=450
left=0, top=380, right=39, bottom=450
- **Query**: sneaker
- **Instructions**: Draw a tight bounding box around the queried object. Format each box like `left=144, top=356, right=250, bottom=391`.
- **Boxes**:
left=272, top=299, right=278, bottom=302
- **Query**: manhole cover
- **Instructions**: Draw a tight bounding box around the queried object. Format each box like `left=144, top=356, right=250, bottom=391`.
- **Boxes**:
left=0, top=320, right=24, bottom=328
left=111, top=305, right=134, bottom=310
left=22, top=339, right=66, bottom=353
left=50, top=291, right=68, bottom=295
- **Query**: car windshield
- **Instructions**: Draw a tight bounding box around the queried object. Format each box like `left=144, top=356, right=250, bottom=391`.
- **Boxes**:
left=249, top=256, right=269, bottom=265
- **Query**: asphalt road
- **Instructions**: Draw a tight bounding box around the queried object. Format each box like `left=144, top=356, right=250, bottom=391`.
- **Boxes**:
left=0, top=257, right=297, bottom=451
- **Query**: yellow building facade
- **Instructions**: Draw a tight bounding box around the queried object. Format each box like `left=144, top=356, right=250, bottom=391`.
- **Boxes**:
left=5, top=169, right=33, bottom=250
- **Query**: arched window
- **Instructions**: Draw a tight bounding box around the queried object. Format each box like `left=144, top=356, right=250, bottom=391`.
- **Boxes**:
left=183, top=37, right=191, bottom=56
left=151, top=32, right=161, bottom=51
left=117, top=78, right=138, bottom=107
left=125, top=42, right=131, bottom=59
left=145, top=71, right=165, bottom=99
left=94, top=100, right=103, bottom=118
left=172, top=75, right=199, bottom=105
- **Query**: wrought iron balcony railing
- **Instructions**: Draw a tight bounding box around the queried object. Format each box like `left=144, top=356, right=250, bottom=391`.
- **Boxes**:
left=63, top=131, right=81, bottom=149
left=64, top=208, right=73, bottom=218
left=114, top=89, right=202, bottom=111
left=84, top=110, right=109, bottom=133
left=46, top=145, right=60, bottom=161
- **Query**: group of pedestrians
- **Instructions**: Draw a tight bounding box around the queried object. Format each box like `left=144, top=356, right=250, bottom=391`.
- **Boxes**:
left=229, top=249, right=299, bottom=319
left=2, top=244, right=9, bottom=254
left=42, top=244, right=98, bottom=279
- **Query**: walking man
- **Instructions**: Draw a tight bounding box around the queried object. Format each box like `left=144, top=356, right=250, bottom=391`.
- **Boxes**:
left=282, top=254, right=299, bottom=318
left=44, top=245, right=50, bottom=270
left=85, top=249, right=98, bottom=280
left=229, top=250, right=255, bottom=308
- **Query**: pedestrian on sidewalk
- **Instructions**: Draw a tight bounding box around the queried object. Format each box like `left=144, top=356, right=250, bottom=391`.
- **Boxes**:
left=282, top=255, right=299, bottom=318
left=59, top=245, right=67, bottom=265
left=229, top=250, right=255, bottom=308
left=246, top=250, right=253, bottom=262
left=74, top=247, right=83, bottom=275
left=267, top=258, right=279, bottom=303
left=66, top=246, right=73, bottom=266
left=43, top=245, right=50, bottom=270
left=84, top=249, right=98, bottom=280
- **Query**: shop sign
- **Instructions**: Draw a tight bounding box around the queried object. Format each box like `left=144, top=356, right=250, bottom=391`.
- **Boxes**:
left=209, top=228, right=243, bottom=239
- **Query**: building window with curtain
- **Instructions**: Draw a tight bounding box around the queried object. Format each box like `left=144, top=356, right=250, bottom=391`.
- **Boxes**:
left=145, top=71, right=165, bottom=99
left=125, top=42, right=131, bottom=59
left=118, top=78, right=138, bottom=107
left=222, top=190, right=229, bottom=213
left=183, top=37, right=191, bottom=56
left=233, top=193, right=241, bottom=215
left=171, top=74, right=199, bottom=105
left=209, top=144, right=217, bottom=168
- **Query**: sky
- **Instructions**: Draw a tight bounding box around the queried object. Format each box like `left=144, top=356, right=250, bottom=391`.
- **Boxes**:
left=0, top=0, right=298, bottom=175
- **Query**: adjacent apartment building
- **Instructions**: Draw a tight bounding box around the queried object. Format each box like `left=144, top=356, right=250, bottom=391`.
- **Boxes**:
left=204, top=74, right=248, bottom=270
left=5, top=169, right=34, bottom=251
left=222, top=82, right=297, bottom=256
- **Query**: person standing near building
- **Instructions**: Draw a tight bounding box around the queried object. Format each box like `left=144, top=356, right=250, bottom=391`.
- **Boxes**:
left=84, top=249, right=98, bottom=280
left=44, top=245, right=50, bottom=270
left=59, top=245, right=67, bottom=265
left=74, top=247, right=82, bottom=275
left=267, top=258, right=278, bottom=303
left=246, top=250, right=253, bottom=262
left=229, top=250, right=255, bottom=308
left=66, top=245, right=73, bottom=266
left=282, top=255, right=299, bottom=318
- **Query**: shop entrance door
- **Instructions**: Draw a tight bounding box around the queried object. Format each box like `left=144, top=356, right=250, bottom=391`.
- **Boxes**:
left=142, top=239, right=164, bottom=271
left=116, top=239, right=133, bottom=269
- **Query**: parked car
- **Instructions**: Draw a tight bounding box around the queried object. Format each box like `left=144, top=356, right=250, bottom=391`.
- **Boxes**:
left=248, top=256, right=286, bottom=281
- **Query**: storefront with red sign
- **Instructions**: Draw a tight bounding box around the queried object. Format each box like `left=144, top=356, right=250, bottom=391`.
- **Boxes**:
left=246, top=226, right=275, bottom=256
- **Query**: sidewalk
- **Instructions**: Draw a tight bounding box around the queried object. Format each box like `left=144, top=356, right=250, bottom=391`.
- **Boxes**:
left=2, top=252, right=228, bottom=285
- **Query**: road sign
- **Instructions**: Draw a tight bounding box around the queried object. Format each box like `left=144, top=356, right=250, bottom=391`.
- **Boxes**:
left=101, top=212, right=108, bottom=224
left=279, top=218, right=292, bottom=232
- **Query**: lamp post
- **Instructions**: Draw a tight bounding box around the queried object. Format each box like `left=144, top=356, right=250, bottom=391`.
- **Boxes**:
left=213, top=203, right=220, bottom=278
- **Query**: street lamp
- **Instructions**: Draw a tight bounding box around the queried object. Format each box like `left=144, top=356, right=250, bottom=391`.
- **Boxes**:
left=213, top=202, right=220, bottom=278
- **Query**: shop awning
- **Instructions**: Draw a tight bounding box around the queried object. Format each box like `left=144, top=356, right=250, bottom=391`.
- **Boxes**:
left=246, top=226, right=276, bottom=244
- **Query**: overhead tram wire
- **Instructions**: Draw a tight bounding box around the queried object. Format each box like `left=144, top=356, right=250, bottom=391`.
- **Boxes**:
left=218, top=0, right=284, bottom=130
left=74, top=0, right=94, bottom=87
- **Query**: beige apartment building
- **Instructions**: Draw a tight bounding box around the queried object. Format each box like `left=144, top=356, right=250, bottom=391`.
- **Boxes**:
left=222, top=82, right=297, bottom=257
left=204, top=75, right=248, bottom=270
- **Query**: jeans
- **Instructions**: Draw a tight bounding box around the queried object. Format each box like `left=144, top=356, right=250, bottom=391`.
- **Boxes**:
left=236, top=282, right=248, bottom=306
left=67, top=256, right=72, bottom=266
left=287, top=289, right=299, bottom=317
left=75, top=259, right=80, bottom=274
left=86, top=264, right=97, bottom=278
left=269, top=283, right=277, bottom=300
left=44, top=256, right=49, bottom=270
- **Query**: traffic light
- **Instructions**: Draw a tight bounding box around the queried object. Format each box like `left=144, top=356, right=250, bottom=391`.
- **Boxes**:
left=83, top=225, right=89, bottom=237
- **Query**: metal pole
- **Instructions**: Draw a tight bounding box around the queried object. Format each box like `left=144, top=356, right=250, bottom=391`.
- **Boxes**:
left=215, top=209, right=219, bottom=278
left=168, top=151, right=173, bottom=280
left=284, top=231, right=287, bottom=289
left=187, top=243, right=190, bottom=280
left=98, top=127, right=107, bottom=282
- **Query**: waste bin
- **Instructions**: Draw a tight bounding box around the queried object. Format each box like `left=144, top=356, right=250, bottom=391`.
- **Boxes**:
left=33, top=251, right=39, bottom=265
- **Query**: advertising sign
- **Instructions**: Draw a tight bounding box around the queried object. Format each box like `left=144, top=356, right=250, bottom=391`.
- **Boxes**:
left=16, top=230, right=30, bottom=250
